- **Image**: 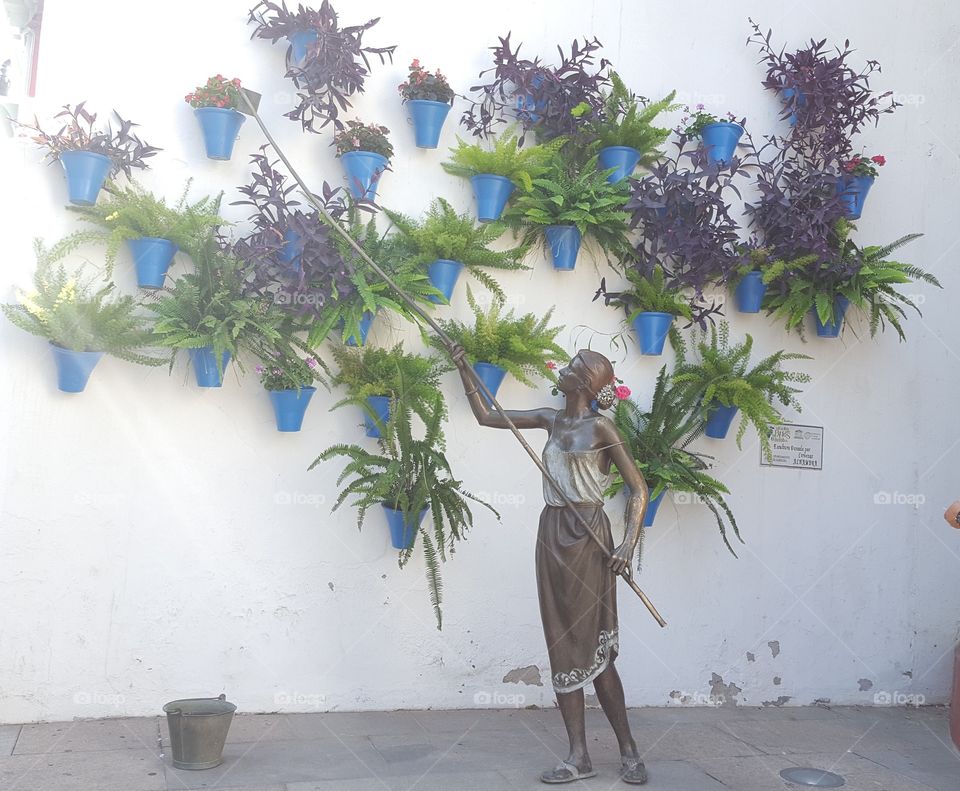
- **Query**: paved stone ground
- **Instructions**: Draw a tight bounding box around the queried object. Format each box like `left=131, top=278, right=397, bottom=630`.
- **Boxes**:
left=0, top=705, right=955, bottom=790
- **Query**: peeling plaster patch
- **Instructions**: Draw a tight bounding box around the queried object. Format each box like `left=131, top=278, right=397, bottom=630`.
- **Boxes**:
left=746, top=652, right=756, bottom=663
left=762, top=696, right=792, bottom=707
left=502, top=665, right=543, bottom=687
left=709, top=673, right=742, bottom=708
left=327, top=582, right=334, bottom=591
left=773, top=677, right=782, bottom=686
left=813, top=698, right=832, bottom=707
left=902, top=670, right=913, bottom=679
left=767, top=640, right=780, bottom=659
left=858, top=678, right=873, bottom=692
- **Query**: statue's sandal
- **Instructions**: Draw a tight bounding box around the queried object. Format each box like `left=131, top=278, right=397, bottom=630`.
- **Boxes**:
left=621, top=757, right=648, bottom=785
left=540, top=761, right=597, bottom=784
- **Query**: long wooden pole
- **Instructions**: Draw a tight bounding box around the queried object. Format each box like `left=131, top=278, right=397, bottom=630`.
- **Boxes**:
left=239, top=92, right=666, bottom=628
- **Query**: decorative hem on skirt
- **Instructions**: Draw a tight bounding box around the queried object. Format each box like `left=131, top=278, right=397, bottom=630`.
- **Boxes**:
left=535, top=504, right=619, bottom=695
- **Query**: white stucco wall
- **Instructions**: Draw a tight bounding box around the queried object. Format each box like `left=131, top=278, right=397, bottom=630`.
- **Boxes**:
left=1, top=0, right=958, bottom=723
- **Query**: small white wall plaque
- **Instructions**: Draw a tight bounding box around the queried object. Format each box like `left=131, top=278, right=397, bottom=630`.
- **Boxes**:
left=761, top=423, right=823, bottom=470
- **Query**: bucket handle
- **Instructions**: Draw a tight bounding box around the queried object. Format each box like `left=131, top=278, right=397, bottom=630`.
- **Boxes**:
left=164, top=693, right=228, bottom=716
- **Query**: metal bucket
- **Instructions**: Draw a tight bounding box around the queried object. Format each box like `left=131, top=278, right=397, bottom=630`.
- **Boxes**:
left=163, top=694, right=236, bottom=770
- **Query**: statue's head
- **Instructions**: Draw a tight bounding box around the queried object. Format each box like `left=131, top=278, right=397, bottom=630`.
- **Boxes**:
left=557, top=350, right=615, bottom=405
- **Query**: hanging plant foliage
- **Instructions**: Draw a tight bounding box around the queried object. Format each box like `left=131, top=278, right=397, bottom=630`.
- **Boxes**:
left=248, top=0, right=397, bottom=132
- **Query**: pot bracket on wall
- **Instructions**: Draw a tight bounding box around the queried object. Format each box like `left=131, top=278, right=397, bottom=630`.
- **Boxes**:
left=1, top=0, right=42, bottom=101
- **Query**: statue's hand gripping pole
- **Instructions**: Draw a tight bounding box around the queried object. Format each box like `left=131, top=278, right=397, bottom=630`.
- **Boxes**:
left=238, top=90, right=666, bottom=628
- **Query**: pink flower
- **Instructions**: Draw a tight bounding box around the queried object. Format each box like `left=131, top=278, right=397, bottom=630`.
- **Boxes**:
left=695, top=103, right=705, bottom=111
left=871, top=155, right=886, bottom=166
left=255, top=365, right=264, bottom=374
left=352, top=137, right=360, bottom=147
left=411, top=59, right=421, bottom=68
left=615, top=385, right=631, bottom=400
left=306, top=357, right=317, bottom=368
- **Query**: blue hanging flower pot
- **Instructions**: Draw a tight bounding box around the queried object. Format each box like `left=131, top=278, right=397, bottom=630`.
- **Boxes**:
left=277, top=228, right=302, bottom=272
left=700, top=122, right=743, bottom=166
left=472, top=362, right=507, bottom=407
left=59, top=150, right=111, bottom=206
left=837, top=175, right=874, bottom=220
left=427, top=259, right=464, bottom=304
left=813, top=296, right=850, bottom=338
left=189, top=346, right=231, bottom=387
left=782, top=87, right=805, bottom=126
left=128, top=237, right=177, bottom=289
left=49, top=342, right=103, bottom=393
left=363, top=395, right=391, bottom=438
left=340, top=151, right=388, bottom=201
left=704, top=402, right=739, bottom=439
left=734, top=271, right=767, bottom=313
left=631, top=312, right=673, bottom=356
left=342, top=311, right=376, bottom=347
left=268, top=387, right=316, bottom=432
left=597, top=146, right=641, bottom=183
left=470, top=174, right=514, bottom=222
left=644, top=490, right=667, bottom=527
left=382, top=503, right=429, bottom=550
left=407, top=100, right=451, bottom=148
left=544, top=225, right=581, bottom=271
left=194, top=107, right=246, bottom=161
left=287, top=29, right=318, bottom=67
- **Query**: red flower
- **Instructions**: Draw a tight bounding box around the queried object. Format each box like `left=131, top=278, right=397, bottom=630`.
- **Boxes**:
left=871, top=155, right=886, bottom=166
left=546, top=361, right=557, bottom=370
left=615, top=385, right=631, bottom=400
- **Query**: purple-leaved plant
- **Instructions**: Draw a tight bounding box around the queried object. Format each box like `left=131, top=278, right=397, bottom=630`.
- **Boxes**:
left=229, top=149, right=362, bottom=318
left=747, top=19, right=898, bottom=165
left=461, top=33, right=610, bottom=142
left=248, top=1, right=396, bottom=133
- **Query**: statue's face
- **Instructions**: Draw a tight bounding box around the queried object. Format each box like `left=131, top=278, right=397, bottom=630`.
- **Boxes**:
left=556, top=354, right=589, bottom=395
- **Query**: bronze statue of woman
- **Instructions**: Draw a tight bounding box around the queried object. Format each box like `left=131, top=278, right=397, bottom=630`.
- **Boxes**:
left=452, top=346, right=650, bottom=785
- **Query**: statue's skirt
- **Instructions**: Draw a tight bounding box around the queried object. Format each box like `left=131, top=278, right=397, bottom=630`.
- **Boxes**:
left=536, top=504, right=620, bottom=694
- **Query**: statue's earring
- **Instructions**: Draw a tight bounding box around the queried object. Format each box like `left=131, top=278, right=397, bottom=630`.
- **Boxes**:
left=596, top=383, right=617, bottom=409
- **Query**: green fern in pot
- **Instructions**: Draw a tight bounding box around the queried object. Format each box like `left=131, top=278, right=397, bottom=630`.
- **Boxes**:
left=385, top=198, right=527, bottom=304
left=59, top=180, right=223, bottom=288
left=670, top=321, right=811, bottom=459
left=762, top=220, right=940, bottom=339
left=329, top=343, right=450, bottom=437
left=442, top=132, right=563, bottom=221
left=431, top=287, right=569, bottom=403
left=311, top=393, right=496, bottom=629
left=595, top=265, right=693, bottom=355
left=609, top=368, right=741, bottom=557
left=2, top=241, right=164, bottom=392
left=585, top=73, right=678, bottom=181
left=147, top=235, right=306, bottom=386
left=502, top=147, right=632, bottom=270
left=306, top=214, right=442, bottom=347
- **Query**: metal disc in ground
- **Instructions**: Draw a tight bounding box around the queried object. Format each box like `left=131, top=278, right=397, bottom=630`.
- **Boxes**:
left=779, top=767, right=845, bottom=787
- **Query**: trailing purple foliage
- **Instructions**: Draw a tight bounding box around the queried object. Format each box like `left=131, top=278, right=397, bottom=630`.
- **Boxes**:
left=626, top=136, right=748, bottom=297
left=248, top=1, right=396, bottom=133
left=744, top=144, right=847, bottom=262
left=747, top=19, right=898, bottom=164
left=460, top=33, right=610, bottom=142
left=230, top=149, right=359, bottom=318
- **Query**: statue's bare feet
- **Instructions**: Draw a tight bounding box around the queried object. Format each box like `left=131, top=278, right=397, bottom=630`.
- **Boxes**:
left=540, top=757, right=596, bottom=784
left=620, top=756, right=647, bottom=785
